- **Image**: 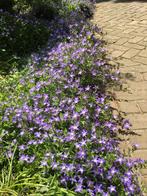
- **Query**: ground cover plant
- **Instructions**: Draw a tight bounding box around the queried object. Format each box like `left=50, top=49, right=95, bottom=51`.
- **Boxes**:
left=0, top=0, right=145, bottom=195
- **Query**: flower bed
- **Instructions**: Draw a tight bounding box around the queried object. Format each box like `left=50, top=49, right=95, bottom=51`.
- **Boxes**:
left=0, top=0, right=145, bottom=195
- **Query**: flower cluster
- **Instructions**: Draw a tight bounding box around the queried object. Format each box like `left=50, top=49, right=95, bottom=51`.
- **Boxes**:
left=1, top=19, right=143, bottom=195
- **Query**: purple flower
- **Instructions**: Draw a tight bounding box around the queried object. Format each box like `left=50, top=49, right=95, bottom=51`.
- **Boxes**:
left=95, top=184, right=103, bottom=193
left=40, top=160, right=48, bottom=166
left=75, top=184, right=83, bottom=193
left=128, top=184, right=135, bottom=193
left=77, top=149, right=86, bottom=159
left=123, top=119, right=131, bottom=130
left=78, top=167, right=84, bottom=174
left=20, top=154, right=29, bottom=162
left=19, top=145, right=26, bottom=151
left=109, top=185, right=116, bottom=193
left=34, top=132, right=41, bottom=138
left=70, top=124, right=79, bottom=131
left=92, top=157, right=105, bottom=165
left=51, top=162, right=58, bottom=169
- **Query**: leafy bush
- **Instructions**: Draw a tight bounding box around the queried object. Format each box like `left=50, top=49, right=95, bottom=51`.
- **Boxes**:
left=0, top=20, right=144, bottom=195
left=0, top=10, right=50, bottom=75
left=0, top=0, right=95, bottom=19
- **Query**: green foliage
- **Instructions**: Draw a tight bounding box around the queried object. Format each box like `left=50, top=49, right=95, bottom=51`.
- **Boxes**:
left=0, top=11, right=50, bottom=75
left=0, top=152, right=75, bottom=195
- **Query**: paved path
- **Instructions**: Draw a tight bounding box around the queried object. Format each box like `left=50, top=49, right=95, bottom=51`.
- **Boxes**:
left=93, top=0, right=147, bottom=188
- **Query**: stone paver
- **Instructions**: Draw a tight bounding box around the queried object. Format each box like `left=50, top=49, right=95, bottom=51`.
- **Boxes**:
left=94, top=0, right=147, bottom=188
left=122, top=48, right=140, bottom=58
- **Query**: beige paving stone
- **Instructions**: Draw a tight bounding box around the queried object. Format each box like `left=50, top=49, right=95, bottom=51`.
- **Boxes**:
left=129, top=130, right=147, bottom=149
left=120, top=69, right=143, bottom=81
left=111, top=50, right=125, bottom=58
left=123, top=42, right=145, bottom=50
left=127, top=81, right=147, bottom=90
left=119, top=58, right=139, bottom=66
left=138, top=101, right=147, bottom=113
left=118, top=101, right=140, bottom=113
left=122, top=49, right=140, bottom=58
left=132, top=65, right=147, bottom=73
left=105, top=35, right=120, bottom=43
left=116, top=90, right=147, bottom=101
left=129, top=36, right=144, bottom=44
left=139, top=49, right=147, bottom=58
left=110, top=44, right=129, bottom=52
left=115, top=38, right=128, bottom=45
left=138, top=40, right=147, bottom=47
left=117, top=33, right=135, bottom=39
left=123, top=29, right=134, bottom=34
left=130, top=31, right=147, bottom=37
left=133, top=56, right=147, bottom=65
left=127, top=114, right=147, bottom=130
left=133, top=149, right=147, bottom=160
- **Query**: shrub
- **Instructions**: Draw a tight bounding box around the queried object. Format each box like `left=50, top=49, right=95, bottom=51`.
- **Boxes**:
left=0, top=10, right=50, bottom=74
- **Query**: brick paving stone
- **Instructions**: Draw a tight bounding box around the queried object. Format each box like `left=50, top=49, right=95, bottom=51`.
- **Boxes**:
left=115, top=38, right=128, bottom=45
left=133, top=65, right=147, bottom=73
left=110, top=44, right=129, bottom=52
left=133, top=56, right=147, bottom=65
left=123, top=29, right=134, bottom=34
left=139, top=49, right=147, bottom=57
left=118, top=101, right=140, bottom=113
left=133, top=149, right=147, bottom=160
left=128, top=81, right=147, bottom=90
left=120, top=64, right=147, bottom=74
left=138, top=101, right=147, bottom=113
left=138, top=40, right=147, bottom=47
left=123, top=42, right=145, bottom=50
left=116, top=90, right=147, bottom=101
left=119, top=69, right=143, bottom=81
left=127, top=114, right=147, bottom=130
left=105, top=35, right=120, bottom=42
left=111, top=50, right=125, bottom=58
left=122, top=49, right=140, bottom=58
left=119, top=58, right=139, bottom=66
left=129, top=36, right=144, bottom=43
left=129, top=130, right=147, bottom=149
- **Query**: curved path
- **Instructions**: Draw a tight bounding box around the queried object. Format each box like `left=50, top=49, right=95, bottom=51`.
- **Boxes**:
left=93, top=0, right=147, bottom=187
